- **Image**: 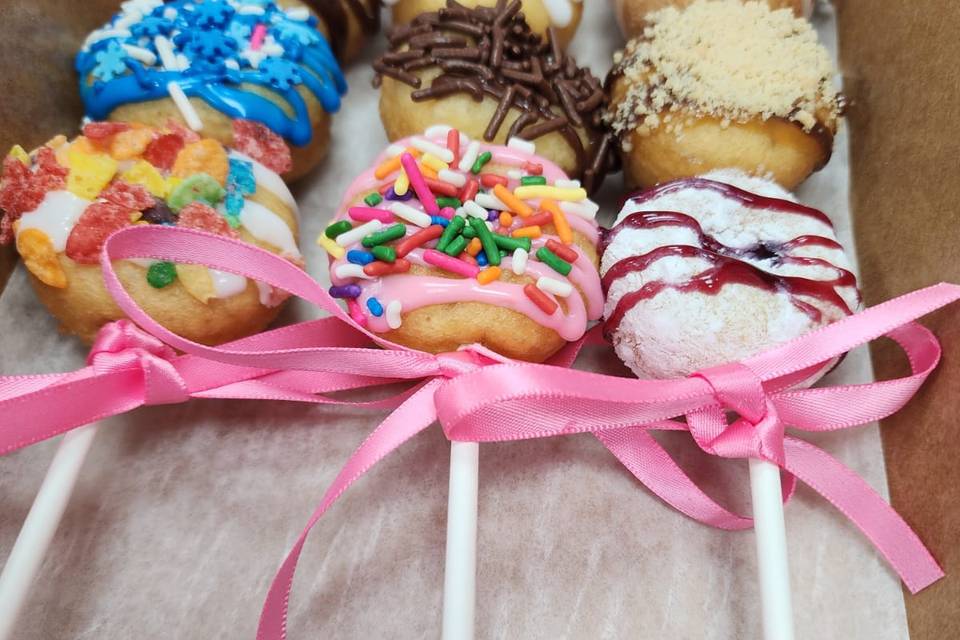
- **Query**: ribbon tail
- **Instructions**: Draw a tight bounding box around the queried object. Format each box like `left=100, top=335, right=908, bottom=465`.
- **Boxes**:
left=783, top=436, right=944, bottom=593
left=256, top=378, right=444, bottom=640
left=595, top=425, right=755, bottom=531
left=0, top=370, right=147, bottom=455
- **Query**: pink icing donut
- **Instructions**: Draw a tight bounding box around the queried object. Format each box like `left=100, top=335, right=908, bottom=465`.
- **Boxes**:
left=318, top=126, right=604, bottom=362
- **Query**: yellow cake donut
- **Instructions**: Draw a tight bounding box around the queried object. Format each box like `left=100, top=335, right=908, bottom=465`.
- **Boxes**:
left=604, top=0, right=841, bottom=190
left=613, top=0, right=812, bottom=38
left=318, top=128, right=604, bottom=363
left=0, top=123, right=302, bottom=345
left=375, top=0, right=617, bottom=194
left=388, top=0, right=583, bottom=50
left=76, top=0, right=348, bottom=182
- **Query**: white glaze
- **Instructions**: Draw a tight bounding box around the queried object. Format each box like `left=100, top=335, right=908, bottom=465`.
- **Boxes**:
left=238, top=200, right=301, bottom=258
left=17, top=191, right=91, bottom=251
left=210, top=269, right=248, bottom=298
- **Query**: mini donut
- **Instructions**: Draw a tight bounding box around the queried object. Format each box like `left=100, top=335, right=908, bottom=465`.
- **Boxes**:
left=387, top=0, right=583, bottom=50
left=76, top=0, right=347, bottom=182
left=613, top=0, right=813, bottom=39
left=602, top=169, right=860, bottom=380
left=605, top=0, right=842, bottom=190
left=374, top=0, right=617, bottom=194
left=0, top=122, right=301, bottom=345
left=318, top=127, right=604, bottom=363
left=299, top=0, right=382, bottom=62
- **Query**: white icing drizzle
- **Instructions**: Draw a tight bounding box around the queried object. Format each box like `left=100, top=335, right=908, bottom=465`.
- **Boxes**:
left=229, top=150, right=299, bottom=218
left=209, top=269, right=248, bottom=298
left=239, top=200, right=302, bottom=258
left=17, top=191, right=91, bottom=251
left=255, top=280, right=284, bottom=307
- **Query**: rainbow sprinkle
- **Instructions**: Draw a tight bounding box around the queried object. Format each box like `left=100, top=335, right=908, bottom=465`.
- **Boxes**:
left=319, top=131, right=600, bottom=330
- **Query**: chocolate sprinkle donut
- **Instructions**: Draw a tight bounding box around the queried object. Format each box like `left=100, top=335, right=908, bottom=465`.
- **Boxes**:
left=374, top=0, right=618, bottom=193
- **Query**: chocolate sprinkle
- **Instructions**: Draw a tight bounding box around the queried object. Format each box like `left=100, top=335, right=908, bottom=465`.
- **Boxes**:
left=374, top=0, right=618, bottom=193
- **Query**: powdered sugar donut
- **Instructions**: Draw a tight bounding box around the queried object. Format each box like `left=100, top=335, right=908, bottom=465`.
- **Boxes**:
left=601, top=170, right=859, bottom=380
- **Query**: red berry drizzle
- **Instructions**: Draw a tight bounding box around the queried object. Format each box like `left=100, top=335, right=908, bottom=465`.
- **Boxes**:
left=603, top=179, right=859, bottom=339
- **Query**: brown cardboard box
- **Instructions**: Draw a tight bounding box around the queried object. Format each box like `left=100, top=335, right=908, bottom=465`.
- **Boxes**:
left=838, top=2, right=960, bottom=636
left=0, top=1, right=118, bottom=290
left=0, top=0, right=958, bottom=636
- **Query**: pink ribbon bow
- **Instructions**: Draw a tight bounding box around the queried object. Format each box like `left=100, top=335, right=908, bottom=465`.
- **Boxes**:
left=0, top=224, right=956, bottom=639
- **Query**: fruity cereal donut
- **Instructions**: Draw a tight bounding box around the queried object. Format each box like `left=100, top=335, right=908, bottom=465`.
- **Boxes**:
left=0, top=122, right=301, bottom=345
left=375, top=0, right=617, bottom=194
left=317, top=127, right=604, bottom=362
left=387, top=0, right=583, bottom=50
left=76, top=0, right=347, bottom=182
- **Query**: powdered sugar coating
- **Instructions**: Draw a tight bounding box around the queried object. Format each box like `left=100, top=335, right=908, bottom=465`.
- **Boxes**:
left=603, top=171, right=859, bottom=380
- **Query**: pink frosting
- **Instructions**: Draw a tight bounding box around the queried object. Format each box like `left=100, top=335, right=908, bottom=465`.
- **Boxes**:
left=326, top=130, right=604, bottom=343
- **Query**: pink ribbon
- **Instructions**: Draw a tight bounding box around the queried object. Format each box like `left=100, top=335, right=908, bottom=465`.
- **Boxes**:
left=0, top=224, right=955, bottom=638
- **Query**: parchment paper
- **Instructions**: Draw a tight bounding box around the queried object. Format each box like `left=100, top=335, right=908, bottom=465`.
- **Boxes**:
left=0, top=2, right=911, bottom=638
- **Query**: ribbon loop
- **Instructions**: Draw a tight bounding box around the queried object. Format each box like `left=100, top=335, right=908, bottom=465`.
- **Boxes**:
left=87, top=320, right=188, bottom=406
left=690, top=362, right=785, bottom=463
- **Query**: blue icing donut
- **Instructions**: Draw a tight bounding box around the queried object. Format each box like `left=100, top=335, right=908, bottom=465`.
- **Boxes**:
left=76, top=0, right=347, bottom=147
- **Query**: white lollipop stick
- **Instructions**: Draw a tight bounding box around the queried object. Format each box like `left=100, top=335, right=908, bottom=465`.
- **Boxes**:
left=441, top=441, right=479, bottom=640
left=0, top=423, right=99, bottom=640
left=749, top=458, right=795, bottom=640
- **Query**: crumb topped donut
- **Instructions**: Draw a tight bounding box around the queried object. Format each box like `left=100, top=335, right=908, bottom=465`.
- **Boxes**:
left=602, top=170, right=859, bottom=380
left=374, top=0, right=617, bottom=194
left=0, top=123, right=300, bottom=345
left=387, top=0, right=583, bottom=50
left=317, top=127, right=604, bottom=362
left=605, top=0, right=842, bottom=190
left=613, top=0, right=812, bottom=39
left=76, top=0, right=347, bottom=182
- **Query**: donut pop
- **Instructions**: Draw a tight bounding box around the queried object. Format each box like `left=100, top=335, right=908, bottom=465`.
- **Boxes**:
left=321, top=127, right=604, bottom=362
left=602, top=170, right=860, bottom=640
left=320, top=128, right=603, bottom=637
left=76, top=0, right=347, bottom=182
left=387, top=0, right=583, bottom=50
left=602, top=169, right=859, bottom=380
left=605, top=0, right=842, bottom=190
left=613, top=0, right=812, bottom=39
left=0, top=123, right=300, bottom=345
